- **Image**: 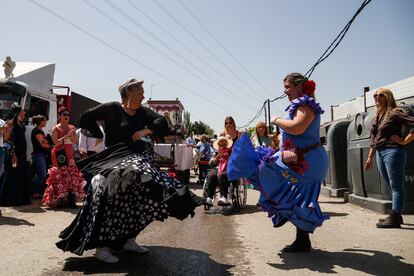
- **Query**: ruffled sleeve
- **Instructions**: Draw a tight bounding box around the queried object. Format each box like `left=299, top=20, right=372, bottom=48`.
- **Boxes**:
left=285, top=95, right=324, bottom=119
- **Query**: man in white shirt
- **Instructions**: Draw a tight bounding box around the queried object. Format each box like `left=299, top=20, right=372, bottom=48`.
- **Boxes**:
left=78, top=125, right=105, bottom=159
left=186, top=132, right=196, bottom=146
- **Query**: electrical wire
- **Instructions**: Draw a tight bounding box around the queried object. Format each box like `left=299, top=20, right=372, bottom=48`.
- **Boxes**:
left=98, top=0, right=258, bottom=111
left=242, top=0, right=373, bottom=127
left=152, top=0, right=260, bottom=101
left=28, top=0, right=251, bottom=123
left=180, top=0, right=274, bottom=98
left=305, top=0, right=372, bottom=77
left=124, top=0, right=265, bottom=104
left=238, top=101, right=266, bottom=129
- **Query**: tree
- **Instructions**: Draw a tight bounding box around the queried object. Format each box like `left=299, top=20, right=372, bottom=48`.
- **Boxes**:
left=183, top=111, right=192, bottom=136
left=192, top=120, right=214, bottom=136
left=246, top=126, right=255, bottom=137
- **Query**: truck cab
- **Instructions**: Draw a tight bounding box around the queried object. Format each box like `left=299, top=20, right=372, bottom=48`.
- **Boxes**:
left=0, top=62, right=57, bottom=160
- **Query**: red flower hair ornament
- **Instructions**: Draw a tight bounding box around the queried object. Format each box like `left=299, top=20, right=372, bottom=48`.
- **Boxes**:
left=303, top=79, right=316, bottom=96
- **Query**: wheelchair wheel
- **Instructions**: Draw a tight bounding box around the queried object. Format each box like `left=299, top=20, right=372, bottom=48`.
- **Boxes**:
left=229, top=182, right=238, bottom=210
left=237, top=178, right=247, bottom=209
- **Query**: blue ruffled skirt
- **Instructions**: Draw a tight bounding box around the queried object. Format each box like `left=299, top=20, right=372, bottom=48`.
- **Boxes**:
left=228, top=133, right=328, bottom=232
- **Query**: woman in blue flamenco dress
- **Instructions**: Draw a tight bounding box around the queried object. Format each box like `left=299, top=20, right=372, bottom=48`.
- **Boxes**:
left=228, top=72, right=328, bottom=252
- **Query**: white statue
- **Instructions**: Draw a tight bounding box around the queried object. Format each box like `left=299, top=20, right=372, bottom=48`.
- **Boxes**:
left=3, top=56, right=16, bottom=78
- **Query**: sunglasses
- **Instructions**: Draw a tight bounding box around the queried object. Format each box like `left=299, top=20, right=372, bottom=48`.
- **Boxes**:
left=225, top=122, right=233, bottom=125
left=373, top=94, right=385, bottom=99
left=62, top=113, right=71, bottom=117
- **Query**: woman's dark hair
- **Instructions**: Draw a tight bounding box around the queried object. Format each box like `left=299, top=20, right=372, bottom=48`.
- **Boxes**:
left=32, top=115, right=47, bottom=126
left=118, top=78, right=144, bottom=101
left=58, top=106, right=69, bottom=116
left=283, top=72, right=307, bottom=86
left=284, top=72, right=316, bottom=98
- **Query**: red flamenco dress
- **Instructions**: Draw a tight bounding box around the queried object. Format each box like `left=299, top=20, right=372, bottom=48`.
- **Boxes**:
left=43, top=125, right=85, bottom=206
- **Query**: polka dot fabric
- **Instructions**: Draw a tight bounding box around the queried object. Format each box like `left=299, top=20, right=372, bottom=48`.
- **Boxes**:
left=56, top=146, right=198, bottom=255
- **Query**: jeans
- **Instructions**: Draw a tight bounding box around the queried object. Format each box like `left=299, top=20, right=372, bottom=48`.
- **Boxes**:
left=376, top=147, right=406, bottom=214
left=32, top=152, right=48, bottom=195
left=0, top=147, right=4, bottom=178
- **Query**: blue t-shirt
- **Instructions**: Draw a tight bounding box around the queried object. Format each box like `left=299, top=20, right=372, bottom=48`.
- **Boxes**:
left=197, top=141, right=212, bottom=160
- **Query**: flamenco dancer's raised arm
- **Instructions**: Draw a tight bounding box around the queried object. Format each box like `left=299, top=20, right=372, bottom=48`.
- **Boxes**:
left=56, top=78, right=202, bottom=263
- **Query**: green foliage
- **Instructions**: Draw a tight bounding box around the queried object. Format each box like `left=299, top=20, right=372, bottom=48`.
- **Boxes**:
left=246, top=126, right=255, bottom=137
left=192, top=120, right=214, bottom=136
left=183, top=111, right=192, bottom=136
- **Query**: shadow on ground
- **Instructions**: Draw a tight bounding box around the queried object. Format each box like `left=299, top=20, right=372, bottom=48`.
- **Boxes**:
left=0, top=215, right=35, bottom=226
left=268, top=248, right=414, bottom=275
left=323, top=211, right=349, bottom=217
left=45, top=246, right=233, bottom=276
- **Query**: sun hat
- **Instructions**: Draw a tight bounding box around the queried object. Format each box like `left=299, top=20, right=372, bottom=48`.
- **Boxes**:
left=213, top=136, right=233, bottom=150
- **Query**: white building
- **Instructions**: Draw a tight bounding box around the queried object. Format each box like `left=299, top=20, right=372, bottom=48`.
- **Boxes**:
left=331, top=75, right=414, bottom=121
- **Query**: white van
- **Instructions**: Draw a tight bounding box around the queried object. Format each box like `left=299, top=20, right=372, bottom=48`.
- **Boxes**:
left=0, top=62, right=57, bottom=160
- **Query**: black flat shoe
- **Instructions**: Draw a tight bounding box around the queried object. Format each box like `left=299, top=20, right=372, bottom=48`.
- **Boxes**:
left=282, top=240, right=311, bottom=253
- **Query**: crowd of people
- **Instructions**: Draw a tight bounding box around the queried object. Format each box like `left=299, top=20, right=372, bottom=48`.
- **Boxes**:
left=0, top=72, right=413, bottom=263
left=0, top=105, right=105, bottom=209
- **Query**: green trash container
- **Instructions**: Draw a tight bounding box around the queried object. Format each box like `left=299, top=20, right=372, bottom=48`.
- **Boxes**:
left=321, top=119, right=351, bottom=197
left=347, top=105, right=414, bottom=214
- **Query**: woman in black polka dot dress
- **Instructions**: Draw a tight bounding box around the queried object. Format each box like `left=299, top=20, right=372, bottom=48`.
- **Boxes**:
left=56, top=79, right=202, bottom=263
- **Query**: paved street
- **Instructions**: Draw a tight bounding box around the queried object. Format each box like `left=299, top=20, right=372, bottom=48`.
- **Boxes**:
left=1, top=175, right=414, bottom=275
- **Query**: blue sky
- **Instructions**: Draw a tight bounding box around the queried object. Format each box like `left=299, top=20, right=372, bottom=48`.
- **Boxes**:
left=3, top=0, right=413, bottom=132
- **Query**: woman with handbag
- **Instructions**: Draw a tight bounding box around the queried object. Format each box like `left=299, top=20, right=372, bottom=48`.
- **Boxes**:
left=55, top=79, right=202, bottom=263
left=0, top=103, right=31, bottom=206
left=42, top=107, right=85, bottom=208
left=228, top=72, right=328, bottom=253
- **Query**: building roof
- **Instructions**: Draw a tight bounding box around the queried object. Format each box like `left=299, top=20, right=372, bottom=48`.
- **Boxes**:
left=146, top=99, right=184, bottom=111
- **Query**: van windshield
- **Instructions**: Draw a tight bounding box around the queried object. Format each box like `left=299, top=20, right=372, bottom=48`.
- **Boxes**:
left=0, top=93, right=22, bottom=119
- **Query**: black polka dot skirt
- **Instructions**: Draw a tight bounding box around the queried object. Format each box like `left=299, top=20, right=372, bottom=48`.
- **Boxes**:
left=56, top=144, right=199, bottom=255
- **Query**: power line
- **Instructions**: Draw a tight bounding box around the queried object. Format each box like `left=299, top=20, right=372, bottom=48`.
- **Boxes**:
left=98, top=0, right=258, bottom=111
left=238, top=102, right=266, bottom=129
left=241, top=0, right=372, bottom=128
left=305, top=0, right=372, bottom=77
left=124, top=0, right=264, bottom=105
left=152, top=0, right=261, bottom=101
left=28, top=0, right=250, bottom=122
left=181, top=0, right=274, bottom=98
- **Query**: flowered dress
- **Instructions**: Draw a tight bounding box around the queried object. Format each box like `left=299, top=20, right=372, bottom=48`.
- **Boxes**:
left=43, top=125, right=85, bottom=206
left=228, top=95, right=329, bottom=232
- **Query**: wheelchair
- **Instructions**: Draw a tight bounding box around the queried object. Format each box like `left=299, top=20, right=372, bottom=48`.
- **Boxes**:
left=197, top=160, right=210, bottom=184
left=202, top=177, right=247, bottom=211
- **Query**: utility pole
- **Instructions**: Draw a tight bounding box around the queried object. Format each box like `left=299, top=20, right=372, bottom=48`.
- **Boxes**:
left=267, top=99, right=271, bottom=133
left=150, top=83, right=159, bottom=99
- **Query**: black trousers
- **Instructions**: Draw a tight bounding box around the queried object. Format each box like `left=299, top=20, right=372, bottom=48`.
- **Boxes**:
left=206, top=167, right=230, bottom=198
